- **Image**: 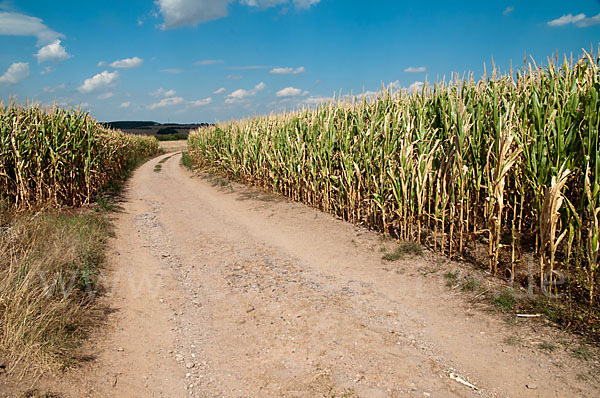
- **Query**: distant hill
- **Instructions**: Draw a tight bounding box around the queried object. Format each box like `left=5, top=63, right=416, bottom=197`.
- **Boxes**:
left=102, top=121, right=213, bottom=136
left=102, top=121, right=159, bottom=130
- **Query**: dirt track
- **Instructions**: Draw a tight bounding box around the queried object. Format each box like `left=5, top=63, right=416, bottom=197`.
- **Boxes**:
left=46, top=153, right=599, bottom=397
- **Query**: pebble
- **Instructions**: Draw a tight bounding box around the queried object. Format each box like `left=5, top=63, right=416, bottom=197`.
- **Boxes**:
left=526, top=383, right=538, bottom=390
left=186, top=362, right=195, bottom=369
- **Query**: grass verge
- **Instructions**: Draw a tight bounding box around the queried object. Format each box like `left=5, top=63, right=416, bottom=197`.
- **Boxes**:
left=0, top=209, right=109, bottom=376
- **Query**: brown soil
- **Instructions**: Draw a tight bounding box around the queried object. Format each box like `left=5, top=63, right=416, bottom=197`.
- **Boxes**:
left=4, top=153, right=599, bottom=397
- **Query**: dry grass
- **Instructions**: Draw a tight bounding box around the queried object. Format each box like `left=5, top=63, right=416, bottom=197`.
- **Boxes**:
left=0, top=210, right=108, bottom=376
left=0, top=210, right=109, bottom=377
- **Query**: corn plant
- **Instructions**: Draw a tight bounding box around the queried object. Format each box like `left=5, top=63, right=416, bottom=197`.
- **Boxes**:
left=188, top=50, right=600, bottom=320
left=0, top=102, right=160, bottom=209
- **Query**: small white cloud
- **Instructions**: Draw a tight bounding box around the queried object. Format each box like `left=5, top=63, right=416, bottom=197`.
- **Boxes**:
left=408, top=81, right=424, bottom=91
left=161, top=68, right=183, bottom=74
left=0, top=12, right=63, bottom=45
left=228, top=74, right=243, bottom=80
left=241, top=0, right=287, bottom=7
left=98, top=92, right=114, bottom=100
left=0, top=62, right=29, bottom=84
left=276, top=87, right=303, bottom=97
left=270, top=66, right=305, bottom=75
left=404, top=66, right=426, bottom=73
left=120, top=101, right=131, bottom=108
left=42, top=83, right=65, bottom=93
left=293, top=0, right=321, bottom=9
left=150, top=88, right=176, bottom=97
left=34, top=39, right=70, bottom=63
left=303, top=95, right=332, bottom=105
left=190, top=98, right=212, bottom=106
left=149, top=96, right=185, bottom=109
left=194, top=59, right=224, bottom=66
left=110, top=56, right=143, bottom=69
left=547, top=13, right=600, bottom=27
left=40, top=65, right=54, bottom=75
left=157, top=0, right=234, bottom=29
left=97, top=61, right=106, bottom=67
left=213, top=87, right=226, bottom=94
left=548, top=13, right=586, bottom=26
left=503, top=6, right=514, bottom=16
left=225, top=82, right=265, bottom=103
left=79, top=70, right=119, bottom=93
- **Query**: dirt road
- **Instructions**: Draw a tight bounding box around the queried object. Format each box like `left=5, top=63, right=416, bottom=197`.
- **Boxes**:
left=52, top=153, right=598, bottom=397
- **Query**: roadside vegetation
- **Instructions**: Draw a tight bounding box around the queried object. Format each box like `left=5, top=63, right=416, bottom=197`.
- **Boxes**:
left=155, top=132, right=188, bottom=141
left=188, top=50, right=600, bottom=336
left=0, top=102, right=160, bottom=376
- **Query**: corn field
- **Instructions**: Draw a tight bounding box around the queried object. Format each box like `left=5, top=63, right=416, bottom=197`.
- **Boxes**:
left=188, top=51, right=600, bottom=322
left=0, top=102, right=160, bottom=209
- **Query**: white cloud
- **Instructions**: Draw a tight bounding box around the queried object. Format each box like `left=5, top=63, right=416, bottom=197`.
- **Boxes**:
left=40, top=65, right=54, bottom=75
left=0, top=12, right=63, bottom=45
left=303, top=95, right=332, bottom=105
left=225, top=82, right=265, bottom=103
left=150, top=88, right=177, bottom=97
left=79, top=70, right=119, bottom=93
left=0, top=62, right=29, bottom=84
left=270, top=66, right=305, bottom=74
left=98, top=92, right=114, bottom=100
left=276, top=87, right=303, bottom=97
left=408, top=81, right=424, bottom=91
left=149, top=96, right=185, bottom=109
left=404, top=66, right=426, bottom=73
left=503, top=6, right=514, bottom=16
left=157, top=0, right=321, bottom=29
left=241, top=0, right=287, bottom=8
left=293, top=0, right=320, bottom=9
left=110, top=56, right=143, bottom=69
left=97, top=61, right=106, bottom=67
left=227, top=74, right=243, bottom=80
left=194, top=59, right=223, bottom=65
left=190, top=97, right=212, bottom=106
left=213, top=87, right=226, bottom=94
left=156, top=0, right=234, bottom=29
left=120, top=101, right=131, bottom=108
left=42, top=84, right=65, bottom=93
left=34, top=39, right=70, bottom=63
left=547, top=13, right=600, bottom=27
left=161, top=68, right=183, bottom=74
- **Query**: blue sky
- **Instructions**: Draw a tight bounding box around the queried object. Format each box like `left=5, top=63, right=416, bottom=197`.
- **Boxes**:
left=0, top=0, right=599, bottom=123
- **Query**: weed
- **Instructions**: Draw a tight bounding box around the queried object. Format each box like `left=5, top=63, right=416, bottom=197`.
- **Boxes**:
left=444, top=271, right=459, bottom=286
left=154, top=164, right=162, bottom=173
left=503, top=336, right=521, bottom=346
left=572, top=344, right=592, bottom=361
left=538, top=342, right=556, bottom=352
left=381, top=241, right=422, bottom=261
left=461, top=276, right=479, bottom=292
left=494, top=289, right=516, bottom=312
left=181, top=151, right=196, bottom=170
